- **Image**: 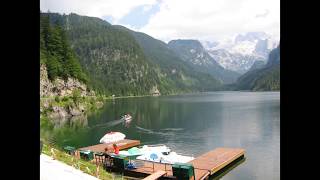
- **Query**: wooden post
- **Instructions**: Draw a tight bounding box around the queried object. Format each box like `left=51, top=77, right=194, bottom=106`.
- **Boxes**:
left=94, top=154, right=98, bottom=166
left=152, top=162, right=155, bottom=172
left=95, top=165, right=100, bottom=178
left=51, top=148, right=56, bottom=160
left=165, top=163, right=166, bottom=172
left=75, top=150, right=80, bottom=159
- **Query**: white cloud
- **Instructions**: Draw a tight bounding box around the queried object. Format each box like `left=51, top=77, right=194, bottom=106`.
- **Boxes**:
left=138, top=0, right=280, bottom=42
left=40, top=0, right=158, bottom=23
left=40, top=0, right=280, bottom=42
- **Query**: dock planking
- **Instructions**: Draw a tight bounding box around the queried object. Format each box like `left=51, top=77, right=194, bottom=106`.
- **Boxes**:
left=190, top=148, right=245, bottom=179
left=79, top=139, right=140, bottom=153
left=142, top=170, right=167, bottom=180
left=130, top=161, right=173, bottom=176
left=126, top=147, right=245, bottom=180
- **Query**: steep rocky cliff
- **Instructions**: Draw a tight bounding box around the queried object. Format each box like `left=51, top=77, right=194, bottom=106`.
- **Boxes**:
left=40, top=64, right=103, bottom=121
left=40, top=64, right=94, bottom=97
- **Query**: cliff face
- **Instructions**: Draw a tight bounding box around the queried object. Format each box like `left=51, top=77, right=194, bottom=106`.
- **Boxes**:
left=40, top=64, right=94, bottom=97
left=40, top=64, right=103, bottom=122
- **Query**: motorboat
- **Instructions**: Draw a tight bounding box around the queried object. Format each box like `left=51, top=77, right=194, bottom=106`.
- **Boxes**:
left=99, top=132, right=125, bottom=144
left=122, top=114, right=132, bottom=122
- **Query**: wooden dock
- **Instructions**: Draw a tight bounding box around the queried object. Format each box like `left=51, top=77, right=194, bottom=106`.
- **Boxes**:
left=143, top=170, right=167, bottom=180
left=124, top=147, right=245, bottom=180
left=79, top=139, right=140, bottom=153
left=189, top=148, right=245, bottom=179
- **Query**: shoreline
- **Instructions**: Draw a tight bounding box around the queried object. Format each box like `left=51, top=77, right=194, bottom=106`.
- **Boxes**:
left=101, top=90, right=280, bottom=100
left=40, top=90, right=279, bottom=101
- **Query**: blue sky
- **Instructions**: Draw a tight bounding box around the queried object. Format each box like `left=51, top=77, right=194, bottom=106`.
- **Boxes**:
left=40, top=0, right=280, bottom=42
left=116, top=4, right=160, bottom=29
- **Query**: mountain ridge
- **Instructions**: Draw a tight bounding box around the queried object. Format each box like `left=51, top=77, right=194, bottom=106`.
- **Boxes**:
left=235, top=45, right=280, bottom=91
left=202, top=32, right=279, bottom=74
left=168, top=39, right=240, bottom=84
left=42, top=12, right=223, bottom=96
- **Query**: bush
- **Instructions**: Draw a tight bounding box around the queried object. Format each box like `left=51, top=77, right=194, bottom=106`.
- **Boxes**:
left=62, top=96, right=69, bottom=102
left=54, top=96, right=60, bottom=102
left=72, top=89, right=81, bottom=104
left=97, top=95, right=104, bottom=102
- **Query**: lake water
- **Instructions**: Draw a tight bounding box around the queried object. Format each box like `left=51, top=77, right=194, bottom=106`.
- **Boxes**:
left=42, top=91, right=280, bottom=180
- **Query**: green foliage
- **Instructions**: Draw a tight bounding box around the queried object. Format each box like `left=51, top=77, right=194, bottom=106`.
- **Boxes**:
left=97, top=95, right=104, bottom=102
left=236, top=46, right=280, bottom=91
left=41, top=143, right=116, bottom=180
left=72, top=89, right=82, bottom=104
left=42, top=12, right=222, bottom=96
left=119, top=26, right=223, bottom=93
left=40, top=14, right=88, bottom=83
left=54, top=96, right=60, bottom=102
left=253, top=65, right=280, bottom=91
left=40, top=116, right=53, bottom=128
left=61, top=96, right=69, bottom=102
left=46, top=54, right=62, bottom=79
left=42, top=12, right=160, bottom=96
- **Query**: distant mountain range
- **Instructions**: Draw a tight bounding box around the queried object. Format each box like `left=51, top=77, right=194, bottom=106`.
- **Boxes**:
left=235, top=45, right=280, bottom=91
left=40, top=12, right=279, bottom=95
left=202, top=32, right=279, bottom=74
left=41, top=12, right=224, bottom=96
left=168, top=40, right=240, bottom=84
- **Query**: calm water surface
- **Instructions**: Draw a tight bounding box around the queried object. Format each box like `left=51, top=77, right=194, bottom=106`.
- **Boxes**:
left=42, top=91, right=280, bottom=180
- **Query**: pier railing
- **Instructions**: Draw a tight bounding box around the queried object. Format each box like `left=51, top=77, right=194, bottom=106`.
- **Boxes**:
left=130, top=159, right=172, bottom=174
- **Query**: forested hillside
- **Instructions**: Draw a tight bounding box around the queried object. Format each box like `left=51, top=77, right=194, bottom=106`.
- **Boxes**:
left=115, top=25, right=222, bottom=92
left=42, top=12, right=222, bottom=96
left=236, top=45, right=280, bottom=91
left=40, top=14, right=87, bottom=83
left=44, top=13, right=162, bottom=96
left=168, top=40, right=240, bottom=84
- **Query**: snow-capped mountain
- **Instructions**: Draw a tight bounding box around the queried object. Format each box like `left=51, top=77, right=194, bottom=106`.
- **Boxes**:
left=168, top=39, right=240, bottom=84
left=202, top=32, right=279, bottom=74
left=207, top=49, right=265, bottom=74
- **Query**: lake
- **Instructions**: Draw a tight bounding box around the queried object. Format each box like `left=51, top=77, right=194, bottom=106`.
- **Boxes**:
left=42, top=91, right=280, bottom=180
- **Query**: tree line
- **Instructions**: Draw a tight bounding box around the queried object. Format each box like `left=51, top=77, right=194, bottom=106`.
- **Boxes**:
left=40, top=14, right=88, bottom=83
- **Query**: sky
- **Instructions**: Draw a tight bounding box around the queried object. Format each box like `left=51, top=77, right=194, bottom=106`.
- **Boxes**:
left=40, top=0, right=280, bottom=43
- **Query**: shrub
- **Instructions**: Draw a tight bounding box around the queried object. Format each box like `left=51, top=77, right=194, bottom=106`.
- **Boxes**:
left=62, top=96, right=69, bottom=102
left=72, top=89, right=81, bottom=104
left=54, top=96, right=60, bottom=102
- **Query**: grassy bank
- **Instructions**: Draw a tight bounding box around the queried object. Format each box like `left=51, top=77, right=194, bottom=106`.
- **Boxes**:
left=41, top=143, right=121, bottom=180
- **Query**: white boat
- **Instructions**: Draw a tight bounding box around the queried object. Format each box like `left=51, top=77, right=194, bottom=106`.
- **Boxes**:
left=123, top=114, right=132, bottom=122
left=99, top=132, right=125, bottom=144
left=136, top=151, right=194, bottom=164
left=120, top=144, right=194, bottom=164
left=119, top=145, right=170, bottom=156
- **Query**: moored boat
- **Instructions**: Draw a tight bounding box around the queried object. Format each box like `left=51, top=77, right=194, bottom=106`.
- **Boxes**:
left=119, top=144, right=194, bottom=164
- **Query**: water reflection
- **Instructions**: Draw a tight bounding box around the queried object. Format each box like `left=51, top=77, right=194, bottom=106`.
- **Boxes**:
left=210, top=156, right=246, bottom=180
left=40, top=92, right=279, bottom=180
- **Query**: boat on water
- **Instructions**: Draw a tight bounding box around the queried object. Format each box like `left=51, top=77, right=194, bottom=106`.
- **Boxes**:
left=122, top=114, right=132, bottom=122
left=119, top=144, right=194, bottom=164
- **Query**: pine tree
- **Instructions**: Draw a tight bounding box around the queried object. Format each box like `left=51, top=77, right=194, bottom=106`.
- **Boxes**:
left=46, top=54, right=61, bottom=80
left=40, top=14, right=88, bottom=83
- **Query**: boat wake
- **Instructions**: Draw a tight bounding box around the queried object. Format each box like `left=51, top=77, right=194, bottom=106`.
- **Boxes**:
left=160, top=128, right=184, bottom=131
left=92, top=118, right=125, bottom=128
left=135, top=126, right=174, bottom=136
